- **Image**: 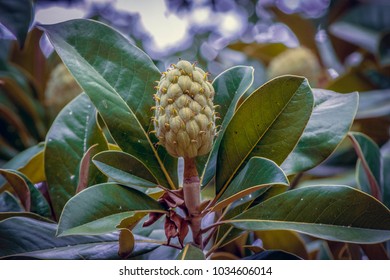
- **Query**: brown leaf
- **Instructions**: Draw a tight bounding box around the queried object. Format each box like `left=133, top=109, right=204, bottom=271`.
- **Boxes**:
left=118, top=228, right=135, bottom=259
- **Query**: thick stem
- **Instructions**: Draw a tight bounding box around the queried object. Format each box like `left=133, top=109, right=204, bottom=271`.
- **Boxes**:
left=183, top=157, right=203, bottom=248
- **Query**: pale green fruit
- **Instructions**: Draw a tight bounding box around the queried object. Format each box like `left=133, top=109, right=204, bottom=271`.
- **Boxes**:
left=267, top=47, right=321, bottom=85
left=153, top=60, right=216, bottom=158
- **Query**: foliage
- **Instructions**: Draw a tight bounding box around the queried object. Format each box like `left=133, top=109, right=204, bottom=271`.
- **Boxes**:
left=1, top=1, right=390, bottom=260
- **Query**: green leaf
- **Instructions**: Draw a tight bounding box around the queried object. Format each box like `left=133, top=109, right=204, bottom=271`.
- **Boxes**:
left=348, top=132, right=381, bottom=198
left=216, top=76, right=313, bottom=195
left=0, top=0, right=34, bottom=47
left=0, top=217, right=157, bottom=259
left=41, top=19, right=176, bottom=190
left=228, top=185, right=390, bottom=244
left=176, top=244, right=205, bottom=260
left=57, top=183, right=166, bottom=236
left=214, top=157, right=288, bottom=211
left=281, top=89, right=358, bottom=175
left=0, top=191, right=22, bottom=212
left=93, top=151, right=158, bottom=188
left=0, top=143, right=44, bottom=188
left=200, top=66, right=254, bottom=187
left=45, top=93, right=108, bottom=218
left=243, top=250, right=301, bottom=260
left=0, top=169, right=51, bottom=218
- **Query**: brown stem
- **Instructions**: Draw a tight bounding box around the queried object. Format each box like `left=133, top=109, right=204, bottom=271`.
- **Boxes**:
left=183, top=157, right=203, bottom=248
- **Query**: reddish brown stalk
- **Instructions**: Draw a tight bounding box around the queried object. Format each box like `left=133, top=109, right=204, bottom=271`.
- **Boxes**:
left=183, top=157, right=203, bottom=248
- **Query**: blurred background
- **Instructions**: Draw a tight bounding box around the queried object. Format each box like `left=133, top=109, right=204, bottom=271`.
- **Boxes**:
left=1, top=0, right=389, bottom=187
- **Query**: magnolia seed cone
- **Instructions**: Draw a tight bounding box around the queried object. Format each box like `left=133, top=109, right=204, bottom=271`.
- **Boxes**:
left=153, top=60, right=216, bottom=158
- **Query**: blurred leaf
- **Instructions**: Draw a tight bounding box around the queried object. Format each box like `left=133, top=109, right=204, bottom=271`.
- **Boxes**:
left=282, top=89, right=358, bottom=175
left=255, top=230, right=309, bottom=259
left=356, top=89, right=390, bottom=119
left=45, top=93, right=108, bottom=219
left=214, top=157, right=288, bottom=211
left=242, top=250, right=301, bottom=260
left=329, top=3, right=390, bottom=65
left=216, top=76, right=313, bottom=195
left=176, top=244, right=205, bottom=260
left=0, top=169, right=51, bottom=218
left=118, top=228, right=135, bottom=259
left=0, top=0, right=34, bottom=48
left=57, top=183, right=166, bottom=236
left=381, top=141, right=390, bottom=209
left=0, top=217, right=158, bottom=259
left=229, top=42, right=288, bottom=64
left=326, top=66, right=376, bottom=93
left=201, top=66, right=254, bottom=188
left=0, top=211, right=53, bottom=223
left=41, top=19, right=177, bottom=190
left=228, top=185, right=390, bottom=244
left=348, top=132, right=381, bottom=199
left=93, top=151, right=158, bottom=188
left=0, top=191, right=22, bottom=212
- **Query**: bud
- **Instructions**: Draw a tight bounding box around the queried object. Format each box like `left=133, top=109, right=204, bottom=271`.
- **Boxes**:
left=153, top=60, right=216, bottom=158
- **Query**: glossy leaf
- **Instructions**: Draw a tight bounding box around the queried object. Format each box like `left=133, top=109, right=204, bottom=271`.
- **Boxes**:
left=41, top=19, right=176, bottom=190
left=0, top=217, right=157, bottom=259
left=93, top=151, right=158, bottom=188
left=228, top=185, right=390, bottom=244
left=0, top=0, right=33, bottom=47
left=176, top=244, right=205, bottom=260
left=216, top=76, right=313, bottom=195
left=348, top=132, right=381, bottom=198
left=282, top=89, right=358, bottom=175
left=0, top=169, right=51, bottom=218
left=200, top=66, right=254, bottom=187
left=57, top=183, right=166, bottom=236
left=45, top=93, right=108, bottom=218
left=214, top=157, right=288, bottom=211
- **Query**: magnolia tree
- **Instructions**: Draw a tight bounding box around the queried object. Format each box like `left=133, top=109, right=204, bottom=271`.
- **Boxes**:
left=1, top=19, right=390, bottom=260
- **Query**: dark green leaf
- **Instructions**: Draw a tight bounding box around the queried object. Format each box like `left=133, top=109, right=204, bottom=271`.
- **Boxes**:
left=93, top=151, right=158, bottom=188
left=57, top=183, right=166, bottom=236
left=282, top=89, right=358, bottom=175
left=176, top=244, right=205, bottom=260
left=216, top=76, right=313, bottom=195
left=45, top=93, right=108, bottom=218
left=41, top=19, right=177, bottom=190
left=0, top=0, right=34, bottom=47
left=0, top=217, right=157, bottom=259
left=0, top=169, right=51, bottom=218
left=200, top=66, right=254, bottom=187
left=228, top=185, right=390, bottom=244
left=214, top=157, right=288, bottom=211
left=0, top=191, right=22, bottom=212
left=348, top=132, right=381, bottom=198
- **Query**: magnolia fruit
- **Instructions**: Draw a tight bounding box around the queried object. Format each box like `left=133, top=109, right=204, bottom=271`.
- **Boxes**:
left=152, top=60, right=216, bottom=158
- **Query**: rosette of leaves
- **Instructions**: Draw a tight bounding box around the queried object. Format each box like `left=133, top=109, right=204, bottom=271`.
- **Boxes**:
left=1, top=19, right=390, bottom=260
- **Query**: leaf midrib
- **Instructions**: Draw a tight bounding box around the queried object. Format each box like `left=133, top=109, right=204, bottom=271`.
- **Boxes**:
left=47, top=29, right=175, bottom=189
left=218, top=79, right=305, bottom=197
